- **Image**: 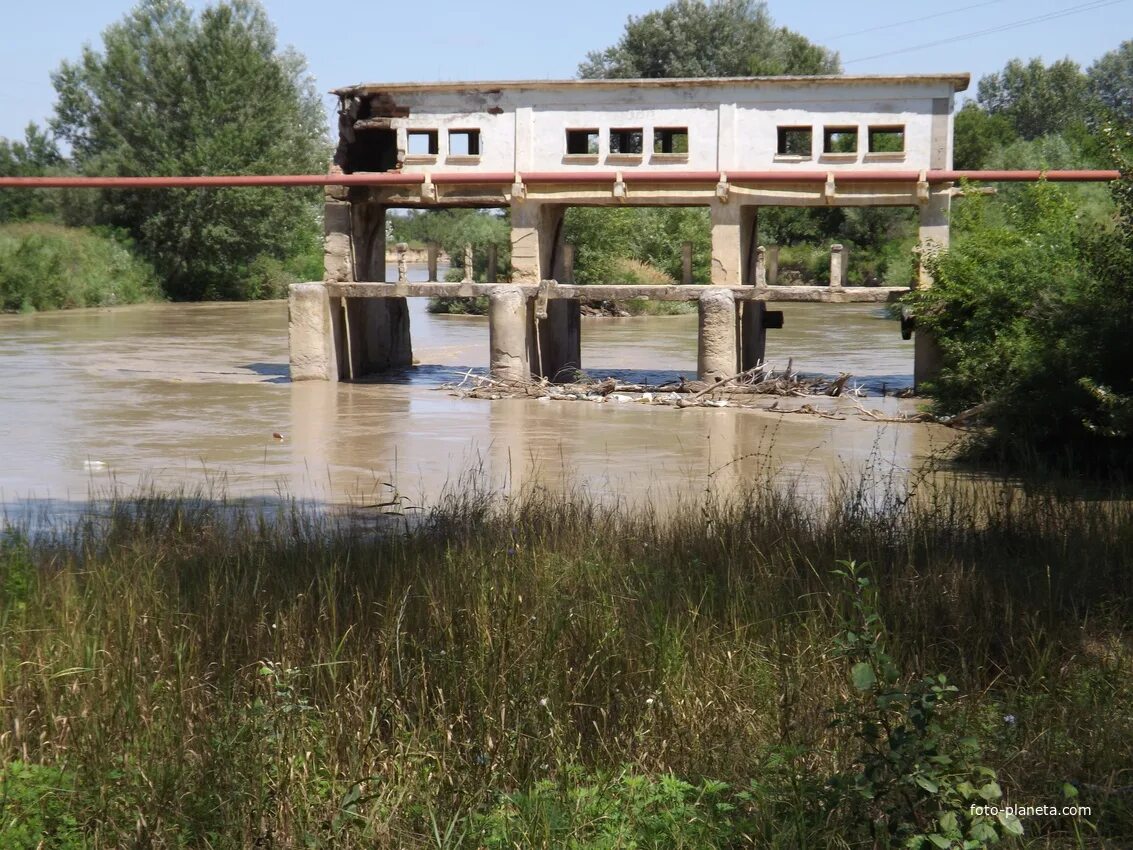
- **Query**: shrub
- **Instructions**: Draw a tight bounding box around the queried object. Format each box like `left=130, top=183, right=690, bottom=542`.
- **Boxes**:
left=0, top=222, right=158, bottom=312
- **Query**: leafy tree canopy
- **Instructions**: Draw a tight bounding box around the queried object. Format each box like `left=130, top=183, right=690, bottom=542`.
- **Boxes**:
left=578, top=0, right=839, bottom=79
left=975, top=57, right=1088, bottom=140
left=1087, top=40, right=1133, bottom=125
left=0, top=124, right=63, bottom=223
left=50, top=0, right=328, bottom=300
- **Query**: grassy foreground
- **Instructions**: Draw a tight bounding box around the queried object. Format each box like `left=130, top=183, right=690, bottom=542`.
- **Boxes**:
left=1, top=473, right=1131, bottom=848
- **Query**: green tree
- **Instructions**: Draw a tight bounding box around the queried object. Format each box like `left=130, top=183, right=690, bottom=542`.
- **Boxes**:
left=0, top=124, right=63, bottom=223
left=50, top=0, right=328, bottom=300
left=976, top=57, right=1088, bottom=140
left=1087, top=40, right=1133, bottom=125
left=578, top=0, right=839, bottom=79
left=952, top=102, right=1018, bottom=170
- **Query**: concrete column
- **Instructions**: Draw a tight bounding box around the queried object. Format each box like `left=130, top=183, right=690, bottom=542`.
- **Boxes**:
left=681, top=241, right=693, bottom=285
left=830, top=244, right=847, bottom=287
left=288, top=283, right=338, bottom=381
left=766, top=246, right=779, bottom=285
left=396, top=242, right=408, bottom=282
left=513, top=201, right=580, bottom=380
left=324, top=200, right=354, bottom=282
left=738, top=301, right=766, bottom=370
left=486, top=243, right=499, bottom=283
left=710, top=201, right=742, bottom=284
left=754, top=246, right=767, bottom=287
left=462, top=244, right=474, bottom=283
left=914, top=189, right=952, bottom=389
left=698, top=287, right=738, bottom=381
left=489, top=286, right=531, bottom=381
left=329, top=201, right=412, bottom=379
left=426, top=242, right=439, bottom=282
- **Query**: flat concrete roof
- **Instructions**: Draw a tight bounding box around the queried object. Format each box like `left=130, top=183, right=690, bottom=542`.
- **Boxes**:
left=333, top=74, right=971, bottom=98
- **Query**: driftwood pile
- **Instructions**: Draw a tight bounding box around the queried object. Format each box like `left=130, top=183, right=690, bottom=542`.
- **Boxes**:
left=439, top=363, right=983, bottom=427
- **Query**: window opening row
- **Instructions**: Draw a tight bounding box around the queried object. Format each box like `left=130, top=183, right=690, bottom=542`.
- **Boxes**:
left=776, top=125, right=905, bottom=157
left=566, top=127, right=689, bottom=157
left=406, top=129, right=480, bottom=157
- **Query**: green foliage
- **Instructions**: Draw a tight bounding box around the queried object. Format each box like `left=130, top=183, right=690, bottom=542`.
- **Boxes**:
left=976, top=57, right=1089, bottom=141
left=564, top=207, right=711, bottom=285
left=0, top=530, right=34, bottom=618
left=577, top=0, right=839, bottom=79
left=1087, top=40, right=1133, bottom=125
left=50, top=0, right=328, bottom=300
left=0, top=124, right=64, bottom=223
left=827, top=562, right=1013, bottom=848
left=0, top=762, right=83, bottom=850
left=953, top=103, right=1019, bottom=170
left=0, top=222, right=158, bottom=312
left=390, top=209, right=510, bottom=278
left=905, top=168, right=1133, bottom=463
left=477, top=767, right=740, bottom=849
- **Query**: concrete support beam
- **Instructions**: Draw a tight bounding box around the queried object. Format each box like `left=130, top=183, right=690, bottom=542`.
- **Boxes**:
left=766, top=245, right=779, bottom=285
left=489, top=286, right=531, bottom=381
left=698, top=287, right=738, bottom=381
left=324, top=200, right=354, bottom=282
left=288, top=283, right=338, bottom=381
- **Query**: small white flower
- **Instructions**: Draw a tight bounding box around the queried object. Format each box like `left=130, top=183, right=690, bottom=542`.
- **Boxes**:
left=1003, top=713, right=1017, bottom=725
left=539, top=697, right=549, bottom=708
left=645, top=697, right=655, bottom=706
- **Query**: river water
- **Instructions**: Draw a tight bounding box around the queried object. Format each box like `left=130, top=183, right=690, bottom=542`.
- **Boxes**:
left=0, top=265, right=959, bottom=514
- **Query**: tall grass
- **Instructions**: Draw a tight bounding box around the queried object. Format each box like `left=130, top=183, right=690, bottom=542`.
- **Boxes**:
left=0, top=223, right=158, bottom=312
left=1, top=471, right=1131, bottom=847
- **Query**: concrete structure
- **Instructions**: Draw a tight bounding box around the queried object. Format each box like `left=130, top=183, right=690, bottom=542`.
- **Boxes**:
left=293, top=73, right=970, bottom=386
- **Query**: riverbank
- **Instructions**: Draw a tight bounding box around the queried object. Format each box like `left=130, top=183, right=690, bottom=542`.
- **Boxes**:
left=2, top=473, right=1130, bottom=848
left=0, top=222, right=157, bottom=312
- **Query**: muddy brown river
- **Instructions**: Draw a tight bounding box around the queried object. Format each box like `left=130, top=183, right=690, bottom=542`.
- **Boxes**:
left=0, top=266, right=960, bottom=513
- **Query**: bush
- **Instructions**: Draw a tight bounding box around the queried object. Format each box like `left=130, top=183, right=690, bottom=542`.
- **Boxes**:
left=0, top=762, right=83, bottom=850
left=903, top=170, right=1133, bottom=466
left=0, top=223, right=158, bottom=312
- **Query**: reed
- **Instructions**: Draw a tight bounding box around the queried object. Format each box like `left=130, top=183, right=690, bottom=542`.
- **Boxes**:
left=1, top=469, right=1130, bottom=847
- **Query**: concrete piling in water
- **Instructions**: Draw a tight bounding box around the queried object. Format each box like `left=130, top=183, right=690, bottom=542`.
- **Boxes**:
left=463, top=244, right=474, bottom=283
left=697, top=287, right=738, bottom=382
left=766, top=245, right=779, bottom=285
left=754, top=246, right=767, bottom=287
left=681, top=241, right=693, bottom=285
left=288, top=283, right=337, bottom=381
left=489, top=286, right=531, bottom=381
left=486, top=243, right=499, bottom=283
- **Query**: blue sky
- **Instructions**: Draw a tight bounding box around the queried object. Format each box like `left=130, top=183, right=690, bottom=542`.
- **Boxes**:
left=2, top=0, right=1130, bottom=141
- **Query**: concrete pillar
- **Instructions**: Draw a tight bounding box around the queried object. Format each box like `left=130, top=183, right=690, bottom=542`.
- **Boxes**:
left=326, top=201, right=412, bottom=380
left=681, top=241, right=693, bottom=285
left=710, top=201, right=742, bottom=284
left=288, top=283, right=338, bottom=381
left=738, top=301, right=766, bottom=370
left=396, top=242, right=408, bottom=282
left=766, top=246, right=779, bottom=285
left=486, top=243, right=499, bottom=283
left=324, top=200, right=354, bottom=283
left=915, top=189, right=951, bottom=389
left=754, top=246, right=767, bottom=287
left=489, top=286, right=531, bottom=381
left=698, top=287, right=738, bottom=381
left=462, top=244, right=474, bottom=283
left=426, top=242, right=439, bottom=282
left=830, top=244, right=847, bottom=287
left=512, top=201, right=580, bottom=380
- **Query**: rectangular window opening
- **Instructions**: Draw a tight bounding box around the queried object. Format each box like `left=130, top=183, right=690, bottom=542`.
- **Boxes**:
left=448, top=129, right=481, bottom=157
left=869, top=125, right=905, bottom=153
left=610, top=127, right=644, bottom=155
left=566, top=129, right=599, bottom=155
left=777, top=126, right=812, bottom=157
left=823, top=126, right=858, bottom=154
left=654, top=127, right=689, bottom=154
left=407, top=129, right=438, bottom=156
